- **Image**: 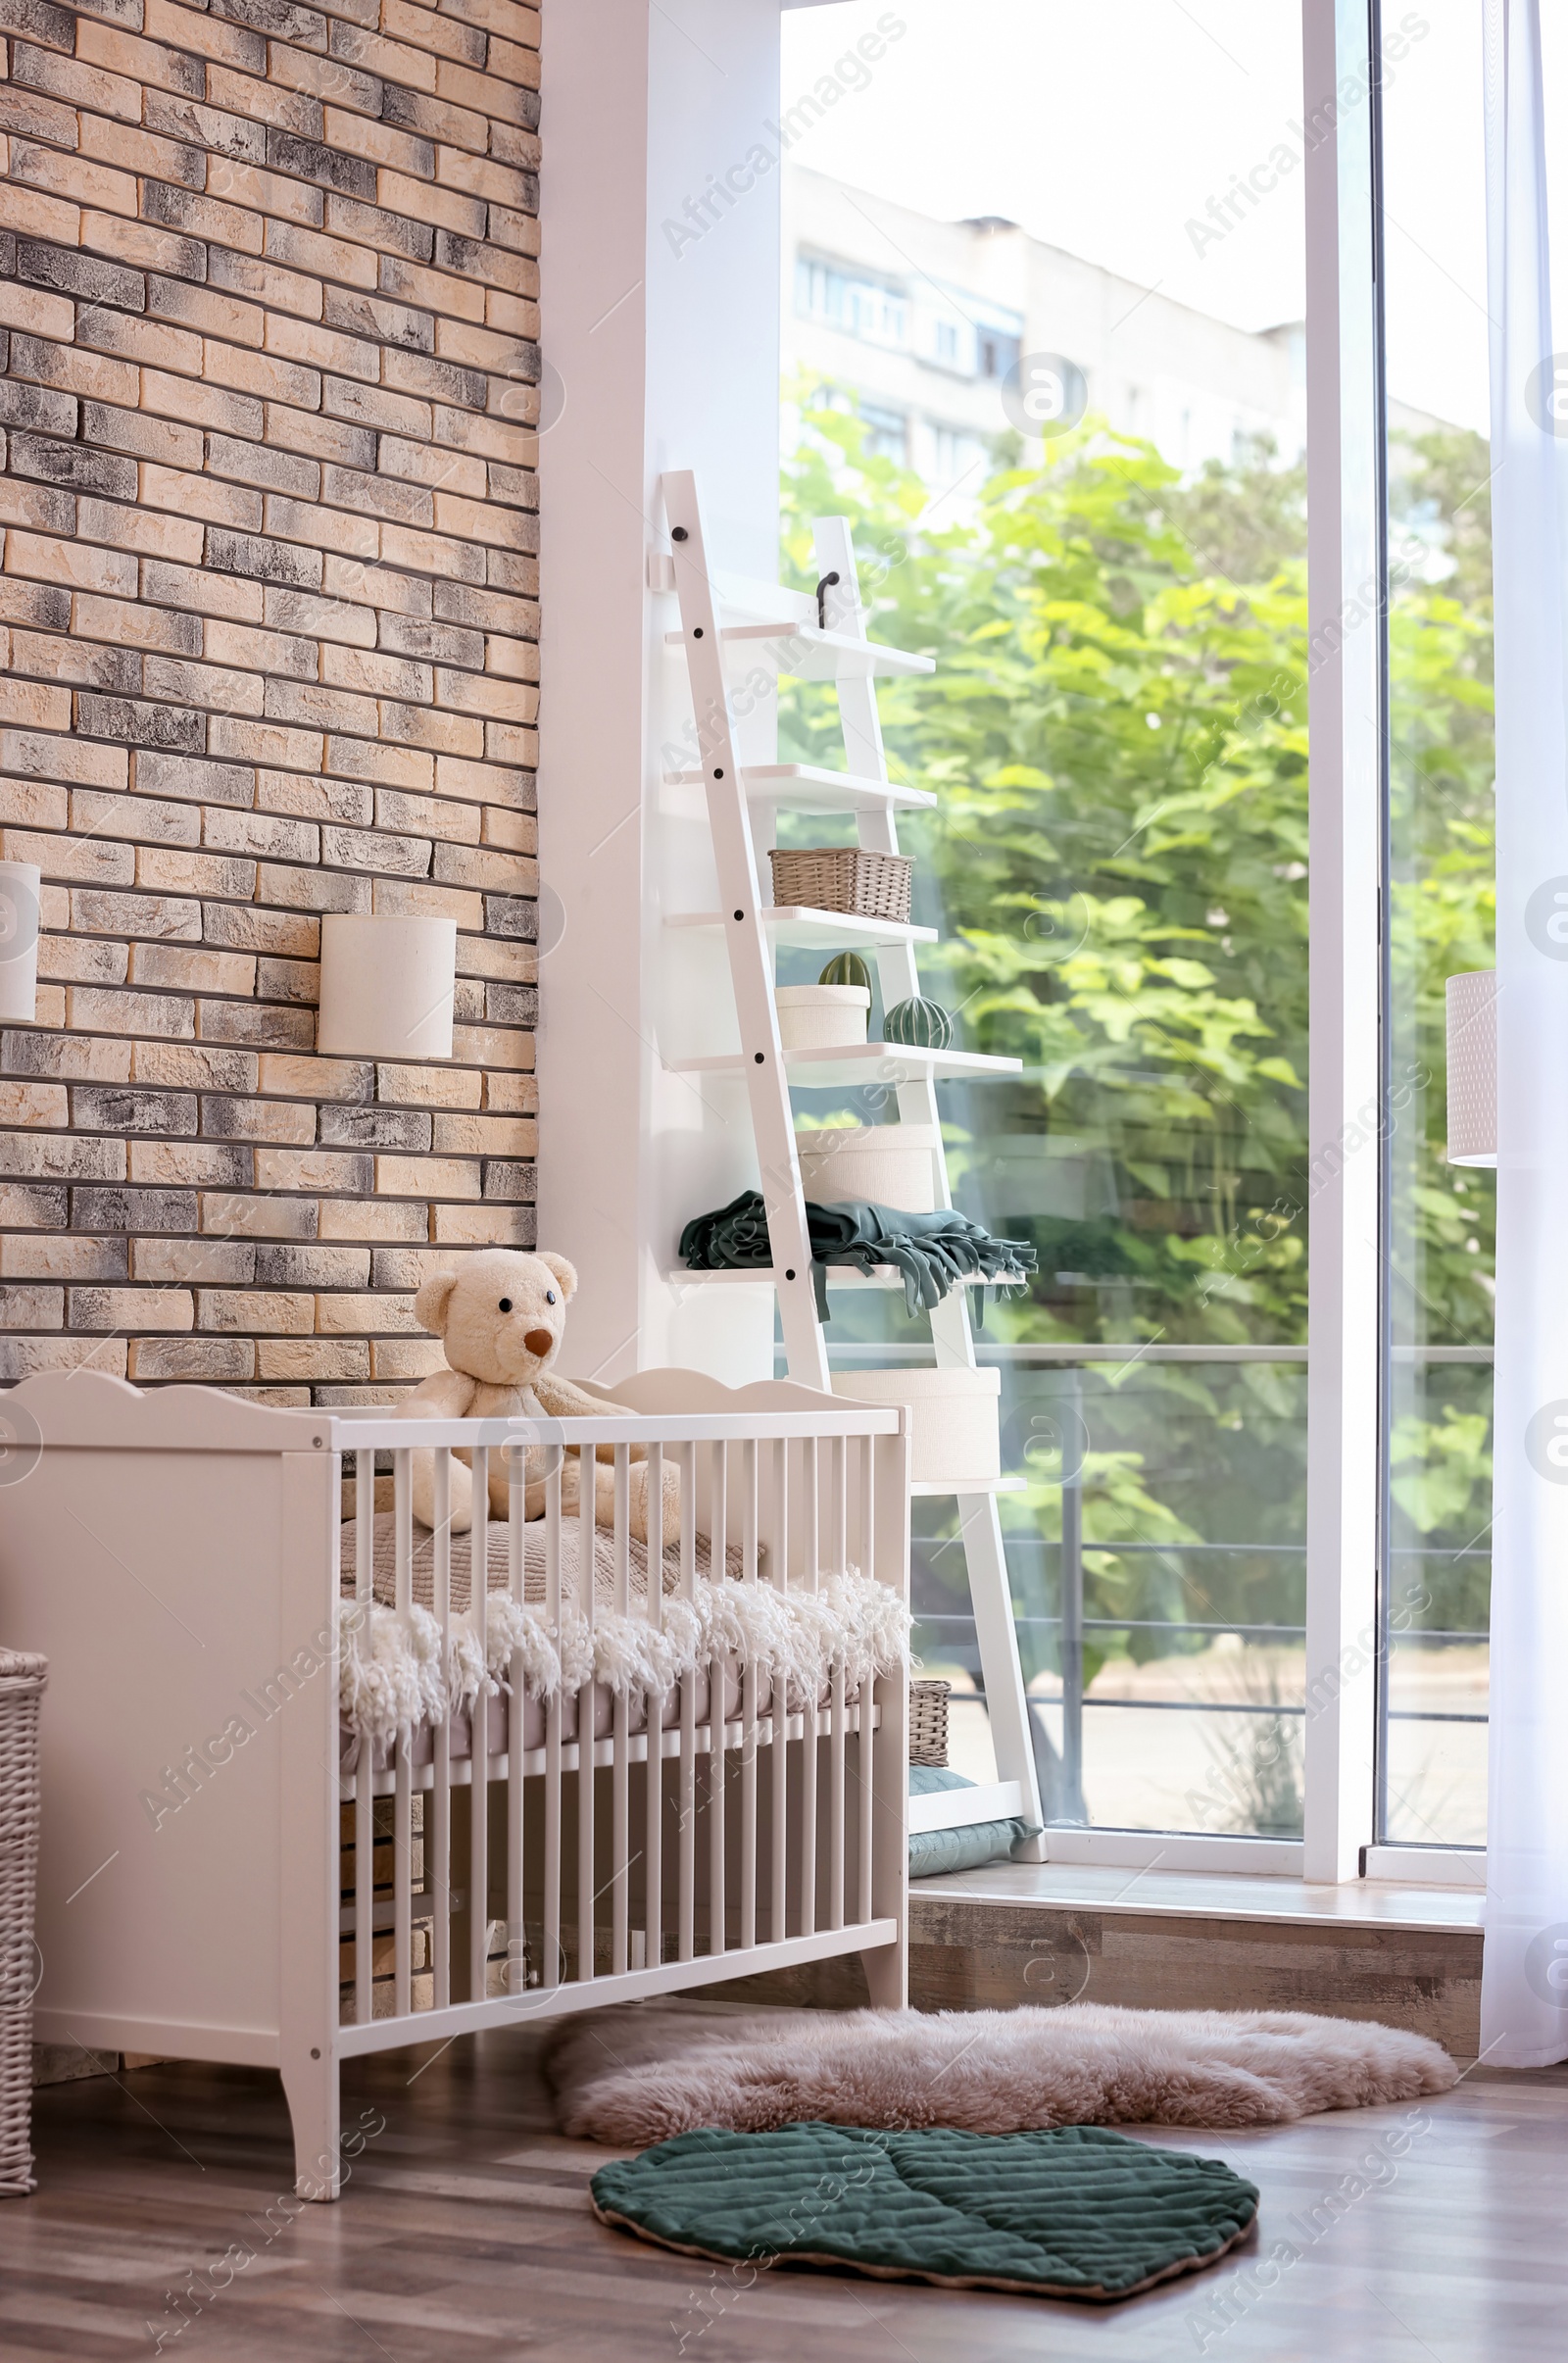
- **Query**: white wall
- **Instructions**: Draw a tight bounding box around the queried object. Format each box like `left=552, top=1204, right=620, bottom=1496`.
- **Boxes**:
left=538, top=0, right=785, bottom=1386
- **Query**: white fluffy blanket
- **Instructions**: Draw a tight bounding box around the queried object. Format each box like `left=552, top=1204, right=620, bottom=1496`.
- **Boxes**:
left=335, top=1513, right=909, bottom=1747
left=545, top=1998, right=1457, bottom=2146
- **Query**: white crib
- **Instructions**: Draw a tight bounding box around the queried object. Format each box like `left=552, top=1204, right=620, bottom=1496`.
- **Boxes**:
left=0, top=1367, right=909, bottom=2198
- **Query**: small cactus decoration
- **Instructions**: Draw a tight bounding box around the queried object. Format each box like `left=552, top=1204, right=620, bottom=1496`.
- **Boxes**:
left=817, top=952, right=872, bottom=992
left=884, top=994, right=953, bottom=1050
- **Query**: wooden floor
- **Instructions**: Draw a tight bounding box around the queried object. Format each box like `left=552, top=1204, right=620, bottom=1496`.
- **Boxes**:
left=3, top=2030, right=1567, bottom=2359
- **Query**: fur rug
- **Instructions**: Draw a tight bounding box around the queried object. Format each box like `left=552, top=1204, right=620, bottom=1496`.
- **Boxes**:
left=546, top=1997, right=1457, bottom=2146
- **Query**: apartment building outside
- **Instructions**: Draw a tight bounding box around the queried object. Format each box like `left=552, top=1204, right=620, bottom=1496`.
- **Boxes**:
left=782, top=163, right=1310, bottom=491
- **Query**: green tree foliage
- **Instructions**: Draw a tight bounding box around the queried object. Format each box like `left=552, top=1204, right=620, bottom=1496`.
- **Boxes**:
left=779, top=397, right=1494, bottom=1659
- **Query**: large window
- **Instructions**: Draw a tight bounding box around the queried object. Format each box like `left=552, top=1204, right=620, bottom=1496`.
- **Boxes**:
left=778, top=0, right=1318, bottom=1843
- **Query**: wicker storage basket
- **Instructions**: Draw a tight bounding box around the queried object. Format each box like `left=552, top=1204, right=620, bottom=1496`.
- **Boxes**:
left=769, top=845, right=913, bottom=924
left=909, top=1679, right=951, bottom=1768
left=0, top=1649, right=46, bottom=2197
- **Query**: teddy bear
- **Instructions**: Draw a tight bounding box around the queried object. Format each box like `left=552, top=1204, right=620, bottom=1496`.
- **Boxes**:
left=395, top=1247, right=679, bottom=1543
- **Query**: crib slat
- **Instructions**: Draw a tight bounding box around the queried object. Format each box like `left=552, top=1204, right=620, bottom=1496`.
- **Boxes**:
left=644, top=1443, right=663, bottom=1971
left=677, top=1442, right=696, bottom=1964
left=543, top=1445, right=563, bottom=1990
left=469, top=1445, right=489, bottom=2007
left=611, top=1445, right=630, bottom=1978
left=858, top=1434, right=876, bottom=1926
left=804, top=1437, right=819, bottom=1595
left=828, top=1440, right=847, bottom=1932
left=394, top=1739, right=413, bottom=2016
left=858, top=1678, right=876, bottom=1928
left=708, top=1696, right=725, bottom=1963
left=768, top=1437, right=788, bottom=1945
left=741, top=1438, right=758, bottom=1581
left=829, top=1654, right=846, bottom=1934
left=507, top=1435, right=526, bottom=1996
left=799, top=1440, right=818, bottom=1939
left=394, top=1447, right=413, bottom=1616
left=739, top=1662, right=758, bottom=1952
left=432, top=1449, right=453, bottom=2012
left=355, top=1447, right=373, bottom=1602
left=739, top=1440, right=758, bottom=1951
left=576, top=1440, right=597, bottom=1985
left=710, top=1437, right=727, bottom=1582
left=707, top=1451, right=725, bottom=1965
left=393, top=1448, right=413, bottom=2016
left=353, top=1450, right=373, bottom=2025
left=829, top=1434, right=847, bottom=1582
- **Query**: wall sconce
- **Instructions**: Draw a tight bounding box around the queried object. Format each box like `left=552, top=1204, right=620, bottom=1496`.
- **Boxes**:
left=317, top=914, right=458, bottom=1060
left=1446, top=968, right=1496, bottom=1167
left=0, top=861, right=40, bottom=1023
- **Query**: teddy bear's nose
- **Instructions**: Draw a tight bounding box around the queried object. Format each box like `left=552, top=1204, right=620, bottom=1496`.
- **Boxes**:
left=523, top=1328, right=554, bottom=1357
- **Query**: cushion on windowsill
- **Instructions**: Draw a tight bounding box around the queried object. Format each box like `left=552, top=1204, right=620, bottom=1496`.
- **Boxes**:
left=908, top=1764, right=1036, bottom=1878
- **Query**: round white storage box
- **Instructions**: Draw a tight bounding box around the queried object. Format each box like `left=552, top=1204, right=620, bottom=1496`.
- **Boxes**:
left=317, top=913, right=458, bottom=1059
left=774, top=984, right=870, bottom=1050
left=797, top=1123, right=939, bottom=1212
left=832, top=1365, right=1001, bottom=1484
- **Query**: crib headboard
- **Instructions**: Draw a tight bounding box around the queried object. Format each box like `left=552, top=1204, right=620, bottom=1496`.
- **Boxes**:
left=0, top=1371, right=339, bottom=2066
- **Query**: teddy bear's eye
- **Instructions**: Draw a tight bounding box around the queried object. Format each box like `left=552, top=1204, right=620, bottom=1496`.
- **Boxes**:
left=545, top=1290, right=557, bottom=1305
left=498, top=1298, right=513, bottom=1313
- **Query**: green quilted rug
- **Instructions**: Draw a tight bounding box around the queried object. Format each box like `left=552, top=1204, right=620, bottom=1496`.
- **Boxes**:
left=591, top=2121, right=1259, bottom=2301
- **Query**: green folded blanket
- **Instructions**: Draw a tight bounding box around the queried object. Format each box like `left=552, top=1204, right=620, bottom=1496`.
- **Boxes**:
left=679, top=1191, right=1037, bottom=1322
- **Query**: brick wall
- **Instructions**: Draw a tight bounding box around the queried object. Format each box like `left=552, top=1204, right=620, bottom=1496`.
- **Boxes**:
left=0, top=0, right=540, bottom=1404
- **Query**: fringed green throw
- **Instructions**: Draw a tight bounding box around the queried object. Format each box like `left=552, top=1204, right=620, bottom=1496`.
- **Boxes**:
left=678, top=1191, right=1036, bottom=1322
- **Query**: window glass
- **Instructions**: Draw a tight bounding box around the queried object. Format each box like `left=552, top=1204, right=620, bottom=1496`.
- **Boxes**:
left=779, top=0, right=1314, bottom=1836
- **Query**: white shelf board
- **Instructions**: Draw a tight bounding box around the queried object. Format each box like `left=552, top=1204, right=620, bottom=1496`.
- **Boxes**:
left=666, top=906, right=938, bottom=950
left=909, top=1476, right=1027, bottom=1498
left=667, top=1043, right=1021, bottom=1086
left=667, top=763, right=937, bottom=815
left=666, top=1266, right=1012, bottom=1292
left=664, top=621, right=934, bottom=680
left=908, top=1780, right=1024, bottom=1835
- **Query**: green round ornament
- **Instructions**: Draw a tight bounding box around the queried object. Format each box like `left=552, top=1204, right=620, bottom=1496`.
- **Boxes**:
left=884, top=993, right=953, bottom=1049
left=817, top=952, right=872, bottom=992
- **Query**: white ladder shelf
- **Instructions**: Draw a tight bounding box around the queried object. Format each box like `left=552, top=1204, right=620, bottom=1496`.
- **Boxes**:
left=659, top=470, right=1048, bottom=1853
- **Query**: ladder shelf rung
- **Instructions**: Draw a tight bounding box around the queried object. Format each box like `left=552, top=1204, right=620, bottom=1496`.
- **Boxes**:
left=663, top=621, right=935, bottom=680
left=665, top=1043, right=1022, bottom=1086
left=666, top=1266, right=1016, bottom=1293
left=665, top=907, right=938, bottom=951
left=909, top=1476, right=1028, bottom=1498
left=666, top=762, right=937, bottom=815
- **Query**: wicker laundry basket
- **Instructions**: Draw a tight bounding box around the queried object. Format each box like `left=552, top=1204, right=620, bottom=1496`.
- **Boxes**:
left=769, top=845, right=913, bottom=924
left=0, top=1649, right=46, bottom=2197
left=908, top=1679, right=951, bottom=1768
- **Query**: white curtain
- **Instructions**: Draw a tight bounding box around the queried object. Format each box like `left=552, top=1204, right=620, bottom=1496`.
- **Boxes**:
left=1481, top=0, right=1568, bottom=2066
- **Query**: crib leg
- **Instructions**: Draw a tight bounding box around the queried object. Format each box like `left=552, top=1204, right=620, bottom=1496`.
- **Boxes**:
left=858, top=1933, right=907, bottom=2011
left=280, top=2040, right=342, bottom=2201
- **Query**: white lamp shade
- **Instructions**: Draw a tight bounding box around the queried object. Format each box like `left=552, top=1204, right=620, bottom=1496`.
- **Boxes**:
left=0, top=861, right=40, bottom=1023
left=1446, top=968, right=1496, bottom=1167
left=317, top=914, right=458, bottom=1060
